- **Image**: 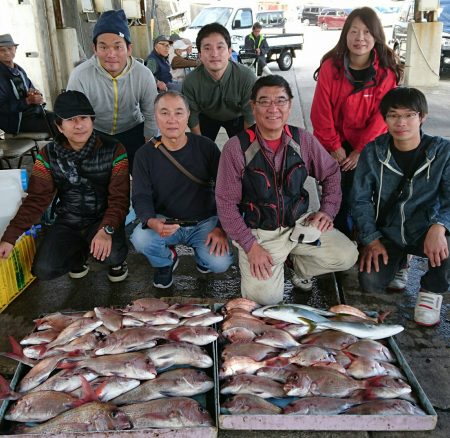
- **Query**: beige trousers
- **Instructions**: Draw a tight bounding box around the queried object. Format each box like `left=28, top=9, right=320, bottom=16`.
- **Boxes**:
left=234, top=227, right=358, bottom=305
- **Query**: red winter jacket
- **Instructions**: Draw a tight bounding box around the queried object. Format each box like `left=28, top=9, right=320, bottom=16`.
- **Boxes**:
left=311, top=52, right=397, bottom=153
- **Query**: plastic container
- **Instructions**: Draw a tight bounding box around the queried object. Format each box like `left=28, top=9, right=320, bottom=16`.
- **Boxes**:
left=0, top=169, right=27, bottom=240
left=0, top=233, right=36, bottom=312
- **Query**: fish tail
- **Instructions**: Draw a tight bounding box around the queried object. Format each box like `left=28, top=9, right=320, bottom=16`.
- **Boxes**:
left=265, top=356, right=289, bottom=367
left=0, top=337, right=37, bottom=367
left=72, top=375, right=99, bottom=406
left=0, top=375, right=13, bottom=400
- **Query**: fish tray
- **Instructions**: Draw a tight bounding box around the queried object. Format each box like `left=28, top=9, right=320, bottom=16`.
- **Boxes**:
left=215, top=336, right=437, bottom=431
left=0, top=233, right=36, bottom=313
left=0, top=302, right=219, bottom=437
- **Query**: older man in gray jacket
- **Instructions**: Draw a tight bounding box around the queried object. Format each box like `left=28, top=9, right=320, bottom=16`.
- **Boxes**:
left=67, top=9, right=158, bottom=170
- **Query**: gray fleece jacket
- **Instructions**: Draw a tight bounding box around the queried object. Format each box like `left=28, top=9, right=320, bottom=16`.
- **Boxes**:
left=67, top=56, right=157, bottom=138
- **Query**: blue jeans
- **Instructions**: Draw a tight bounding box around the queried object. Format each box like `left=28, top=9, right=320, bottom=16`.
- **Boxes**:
left=130, top=216, right=233, bottom=272
left=359, top=235, right=450, bottom=294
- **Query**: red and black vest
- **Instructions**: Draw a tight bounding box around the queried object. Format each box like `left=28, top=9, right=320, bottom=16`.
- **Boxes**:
left=238, top=125, right=309, bottom=230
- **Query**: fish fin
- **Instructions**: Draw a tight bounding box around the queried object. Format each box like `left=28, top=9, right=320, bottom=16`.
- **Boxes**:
left=366, top=376, right=385, bottom=388
left=35, top=345, right=48, bottom=358
left=0, top=337, right=37, bottom=367
left=167, top=329, right=180, bottom=342
left=377, top=311, right=391, bottom=323
left=57, top=361, right=77, bottom=370
left=72, top=375, right=99, bottom=406
left=265, top=357, right=289, bottom=367
left=0, top=375, right=19, bottom=400
left=342, top=351, right=356, bottom=362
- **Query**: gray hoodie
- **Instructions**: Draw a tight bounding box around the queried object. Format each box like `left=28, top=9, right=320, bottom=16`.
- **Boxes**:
left=67, top=56, right=157, bottom=138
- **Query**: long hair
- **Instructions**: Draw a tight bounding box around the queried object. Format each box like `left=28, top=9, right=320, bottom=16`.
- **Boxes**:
left=313, top=7, right=403, bottom=83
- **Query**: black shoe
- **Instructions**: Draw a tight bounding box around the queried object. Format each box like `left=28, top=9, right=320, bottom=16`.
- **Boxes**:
left=153, top=251, right=179, bottom=289
left=108, top=262, right=128, bottom=283
left=196, top=264, right=211, bottom=274
left=69, top=264, right=89, bottom=279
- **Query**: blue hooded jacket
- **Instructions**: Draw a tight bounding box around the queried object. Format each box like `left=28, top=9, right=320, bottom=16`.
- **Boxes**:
left=351, top=132, right=450, bottom=247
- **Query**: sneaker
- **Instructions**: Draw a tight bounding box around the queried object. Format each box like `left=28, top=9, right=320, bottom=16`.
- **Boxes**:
left=388, top=267, right=409, bottom=291
left=69, top=264, right=89, bottom=279
left=197, top=264, right=211, bottom=274
left=108, top=262, right=128, bottom=283
left=414, top=290, right=443, bottom=326
left=153, top=250, right=179, bottom=289
left=291, top=273, right=314, bottom=291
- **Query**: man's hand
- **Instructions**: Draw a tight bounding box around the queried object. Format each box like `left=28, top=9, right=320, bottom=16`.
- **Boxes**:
left=331, top=147, right=347, bottom=165
left=90, top=229, right=112, bottom=261
left=26, top=89, right=44, bottom=105
left=205, top=227, right=229, bottom=256
left=147, top=218, right=180, bottom=238
left=341, top=150, right=360, bottom=172
left=424, top=224, right=448, bottom=267
left=359, top=239, right=388, bottom=273
left=156, top=80, right=168, bottom=92
left=247, top=242, right=274, bottom=280
left=307, top=211, right=334, bottom=232
left=0, top=242, right=14, bottom=259
left=255, top=48, right=261, bottom=55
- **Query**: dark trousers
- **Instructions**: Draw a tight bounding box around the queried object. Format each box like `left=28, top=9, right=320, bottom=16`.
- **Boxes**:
left=359, top=235, right=450, bottom=294
left=97, top=122, right=145, bottom=174
left=198, top=113, right=244, bottom=142
left=334, top=141, right=355, bottom=238
left=20, top=109, right=55, bottom=137
left=32, top=221, right=128, bottom=280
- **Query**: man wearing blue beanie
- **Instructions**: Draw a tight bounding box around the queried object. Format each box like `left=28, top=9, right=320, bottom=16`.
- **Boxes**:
left=67, top=9, right=158, bottom=171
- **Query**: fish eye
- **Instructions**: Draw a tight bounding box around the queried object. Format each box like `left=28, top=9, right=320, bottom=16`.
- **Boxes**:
left=110, top=410, right=119, bottom=418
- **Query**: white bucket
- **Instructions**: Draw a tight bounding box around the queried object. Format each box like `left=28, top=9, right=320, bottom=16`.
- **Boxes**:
left=0, top=169, right=28, bottom=240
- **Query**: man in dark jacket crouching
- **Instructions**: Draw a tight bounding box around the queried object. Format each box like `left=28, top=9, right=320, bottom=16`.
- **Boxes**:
left=0, top=90, right=129, bottom=282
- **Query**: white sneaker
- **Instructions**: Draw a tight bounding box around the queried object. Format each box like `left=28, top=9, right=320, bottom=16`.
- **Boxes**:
left=414, top=290, right=442, bottom=326
left=388, top=267, right=409, bottom=290
left=291, top=273, right=314, bottom=291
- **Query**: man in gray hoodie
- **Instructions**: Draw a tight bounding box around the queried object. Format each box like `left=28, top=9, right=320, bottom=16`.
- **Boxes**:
left=67, top=9, right=158, bottom=171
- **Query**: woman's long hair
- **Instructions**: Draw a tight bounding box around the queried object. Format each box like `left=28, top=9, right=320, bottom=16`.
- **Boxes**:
left=313, top=7, right=403, bottom=83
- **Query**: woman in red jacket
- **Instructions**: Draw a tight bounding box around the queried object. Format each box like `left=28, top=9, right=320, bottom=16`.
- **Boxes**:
left=311, top=7, right=403, bottom=238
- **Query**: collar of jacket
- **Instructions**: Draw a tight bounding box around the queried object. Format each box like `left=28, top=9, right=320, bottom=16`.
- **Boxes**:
left=374, top=131, right=438, bottom=163
left=343, top=51, right=377, bottom=89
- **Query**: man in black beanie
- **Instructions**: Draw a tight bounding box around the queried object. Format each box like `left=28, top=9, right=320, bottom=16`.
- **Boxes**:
left=67, top=9, right=158, bottom=171
left=0, top=90, right=130, bottom=283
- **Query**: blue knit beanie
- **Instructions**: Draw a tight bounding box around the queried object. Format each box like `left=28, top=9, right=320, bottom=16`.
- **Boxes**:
left=93, top=9, right=131, bottom=43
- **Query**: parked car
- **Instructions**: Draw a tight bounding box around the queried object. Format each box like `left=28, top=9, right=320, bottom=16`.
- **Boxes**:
left=318, top=8, right=351, bottom=30
left=301, top=5, right=327, bottom=26
left=374, top=5, right=401, bottom=27
left=256, top=10, right=287, bottom=34
left=389, top=0, right=450, bottom=73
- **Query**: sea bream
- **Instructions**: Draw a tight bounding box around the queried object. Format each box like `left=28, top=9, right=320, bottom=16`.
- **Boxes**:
left=167, top=303, right=211, bottom=318
left=300, top=330, right=358, bottom=350
left=29, top=369, right=98, bottom=393
left=112, top=368, right=214, bottom=405
left=221, top=343, right=279, bottom=361
left=222, top=394, right=282, bottom=415
left=125, top=297, right=170, bottom=312
left=220, top=375, right=285, bottom=398
left=144, top=342, right=213, bottom=370
left=166, top=326, right=219, bottom=345
left=345, top=339, right=396, bottom=362
left=345, top=399, right=426, bottom=416
left=20, top=329, right=59, bottom=345
left=45, top=317, right=103, bottom=349
left=71, top=376, right=141, bottom=402
left=283, top=396, right=360, bottom=415
left=93, top=307, right=123, bottom=331
left=20, top=402, right=131, bottom=434
left=120, top=397, right=213, bottom=428
left=58, top=352, right=157, bottom=380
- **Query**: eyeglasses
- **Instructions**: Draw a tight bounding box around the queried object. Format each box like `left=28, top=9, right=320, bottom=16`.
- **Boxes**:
left=386, top=112, right=419, bottom=121
left=255, top=98, right=290, bottom=107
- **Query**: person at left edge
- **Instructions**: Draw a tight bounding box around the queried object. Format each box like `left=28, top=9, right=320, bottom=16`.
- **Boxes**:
left=0, top=90, right=129, bottom=283
left=67, top=9, right=158, bottom=171
left=0, top=33, right=54, bottom=135
left=131, top=91, right=233, bottom=289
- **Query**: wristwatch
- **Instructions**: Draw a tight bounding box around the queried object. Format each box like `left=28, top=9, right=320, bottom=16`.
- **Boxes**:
left=103, top=225, right=115, bottom=235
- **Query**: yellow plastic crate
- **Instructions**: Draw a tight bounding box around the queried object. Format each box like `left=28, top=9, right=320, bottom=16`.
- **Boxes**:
left=0, top=234, right=36, bottom=312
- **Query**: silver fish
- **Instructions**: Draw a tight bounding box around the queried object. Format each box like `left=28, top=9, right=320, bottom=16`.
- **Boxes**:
left=317, top=321, right=404, bottom=340
left=262, top=305, right=329, bottom=325
left=94, top=307, right=123, bottom=332
left=144, top=342, right=213, bottom=370
left=283, top=397, right=359, bottom=415
left=167, top=303, right=211, bottom=318
left=166, top=326, right=218, bottom=345
left=94, top=327, right=164, bottom=355
left=122, top=310, right=179, bottom=325
left=223, top=394, right=282, bottom=415
left=220, top=374, right=285, bottom=398
left=46, top=317, right=103, bottom=349
left=20, top=402, right=131, bottom=433
left=112, top=368, right=213, bottom=404
left=181, top=311, right=224, bottom=326
left=120, top=397, right=213, bottom=428
left=346, top=399, right=425, bottom=415
left=5, top=390, right=79, bottom=422
left=71, top=376, right=140, bottom=402
left=60, top=352, right=157, bottom=380
left=30, top=369, right=98, bottom=393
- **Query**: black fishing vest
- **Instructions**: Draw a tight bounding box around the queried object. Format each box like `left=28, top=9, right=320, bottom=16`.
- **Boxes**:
left=45, top=135, right=117, bottom=228
left=238, top=125, right=309, bottom=230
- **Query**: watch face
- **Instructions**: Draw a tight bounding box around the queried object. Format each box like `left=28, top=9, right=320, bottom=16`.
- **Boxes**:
left=104, top=225, right=114, bottom=235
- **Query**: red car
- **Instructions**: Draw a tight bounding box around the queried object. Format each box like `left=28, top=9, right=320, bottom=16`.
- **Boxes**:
left=318, top=8, right=350, bottom=30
